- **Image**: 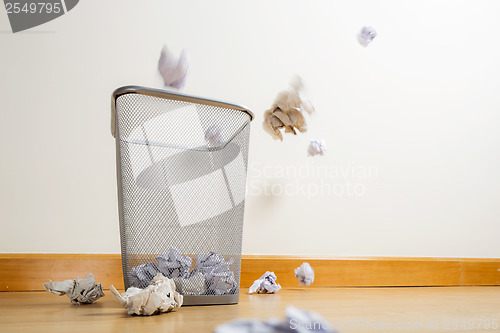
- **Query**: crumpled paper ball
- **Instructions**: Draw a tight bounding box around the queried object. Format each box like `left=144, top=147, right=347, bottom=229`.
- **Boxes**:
left=130, top=262, right=161, bottom=288
left=205, top=125, right=224, bottom=146
left=197, top=252, right=237, bottom=295
left=158, top=45, right=189, bottom=89
left=157, top=247, right=192, bottom=279
left=249, top=271, right=281, bottom=294
left=307, top=139, right=327, bottom=157
left=43, top=273, right=105, bottom=305
left=214, top=306, right=337, bottom=333
left=263, top=76, right=314, bottom=141
left=358, top=26, right=377, bottom=47
left=295, top=262, right=315, bottom=286
left=196, top=252, right=232, bottom=274
left=110, top=273, right=183, bottom=316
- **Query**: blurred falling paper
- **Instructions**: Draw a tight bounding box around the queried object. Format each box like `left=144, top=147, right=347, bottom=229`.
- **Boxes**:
left=110, top=273, right=183, bottom=316
left=358, top=26, right=377, bottom=47
left=295, top=262, right=315, bottom=286
left=214, top=306, right=337, bottom=333
left=205, top=125, right=224, bottom=146
left=158, top=45, right=189, bottom=89
left=263, top=76, right=314, bottom=141
left=43, top=273, right=104, bottom=305
left=214, top=319, right=285, bottom=333
left=248, top=271, right=281, bottom=294
left=307, top=139, right=327, bottom=157
left=157, top=247, right=192, bottom=279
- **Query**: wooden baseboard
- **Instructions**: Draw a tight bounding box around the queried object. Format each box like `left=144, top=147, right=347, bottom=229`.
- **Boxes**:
left=0, top=254, right=499, bottom=291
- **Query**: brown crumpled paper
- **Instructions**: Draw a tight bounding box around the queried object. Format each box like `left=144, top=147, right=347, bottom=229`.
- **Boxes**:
left=263, top=76, right=314, bottom=141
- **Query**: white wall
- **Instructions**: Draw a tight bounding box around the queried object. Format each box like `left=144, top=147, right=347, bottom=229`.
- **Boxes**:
left=1, top=0, right=499, bottom=257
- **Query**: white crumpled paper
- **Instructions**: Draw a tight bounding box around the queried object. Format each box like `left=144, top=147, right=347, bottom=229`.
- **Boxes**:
left=157, top=247, right=192, bottom=279
left=295, top=262, right=315, bottom=286
left=205, top=125, right=224, bottom=146
left=110, top=273, right=183, bottom=316
left=43, top=273, right=105, bottom=305
left=158, top=45, right=189, bottom=89
left=130, top=262, right=160, bottom=288
left=197, top=252, right=237, bottom=295
left=358, top=26, right=377, bottom=47
left=248, top=271, right=281, bottom=294
left=263, top=76, right=314, bottom=141
left=214, top=306, right=337, bottom=333
left=128, top=250, right=237, bottom=296
left=307, top=139, right=327, bottom=157
left=174, top=271, right=206, bottom=295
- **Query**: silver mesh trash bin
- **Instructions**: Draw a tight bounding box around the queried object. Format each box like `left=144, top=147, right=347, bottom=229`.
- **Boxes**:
left=111, top=86, right=253, bottom=305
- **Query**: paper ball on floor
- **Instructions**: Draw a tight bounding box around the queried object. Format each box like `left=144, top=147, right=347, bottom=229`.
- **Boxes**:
left=43, top=273, right=105, bottom=305
left=248, top=271, right=281, bottom=294
left=110, top=273, right=183, bottom=316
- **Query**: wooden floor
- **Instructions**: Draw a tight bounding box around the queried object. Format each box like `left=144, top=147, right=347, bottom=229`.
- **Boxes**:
left=0, top=287, right=499, bottom=332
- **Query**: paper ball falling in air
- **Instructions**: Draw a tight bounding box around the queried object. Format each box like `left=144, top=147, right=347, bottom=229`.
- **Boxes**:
left=358, top=26, right=377, bottom=47
left=205, top=125, right=224, bottom=146
left=263, top=76, right=315, bottom=141
left=307, top=139, right=327, bottom=157
left=295, top=262, right=315, bottom=286
left=158, top=45, right=190, bottom=89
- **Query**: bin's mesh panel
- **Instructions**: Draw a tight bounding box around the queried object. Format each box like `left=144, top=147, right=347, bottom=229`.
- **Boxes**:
left=115, top=93, right=250, bottom=296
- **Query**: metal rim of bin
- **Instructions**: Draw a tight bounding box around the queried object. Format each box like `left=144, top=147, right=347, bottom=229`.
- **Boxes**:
left=111, top=86, right=253, bottom=306
left=111, top=85, right=254, bottom=137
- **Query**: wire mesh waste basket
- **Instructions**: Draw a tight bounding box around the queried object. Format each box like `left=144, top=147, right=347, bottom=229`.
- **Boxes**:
left=111, top=86, right=253, bottom=305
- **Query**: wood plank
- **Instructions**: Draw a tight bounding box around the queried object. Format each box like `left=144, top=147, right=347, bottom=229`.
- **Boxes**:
left=241, top=256, right=461, bottom=287
left=0, top=254, right=124, bottom=291
left=0, top=254, right=498, bottom=291
left=460, top=259, right=500, bottom=285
